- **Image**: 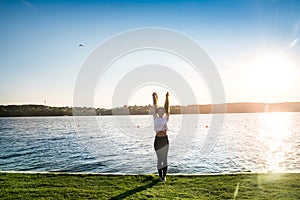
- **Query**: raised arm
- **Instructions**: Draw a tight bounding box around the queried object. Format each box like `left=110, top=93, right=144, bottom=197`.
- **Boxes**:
left=152, top=92, right=158, bottom=117
left=164, top=92, right=170, bottom=117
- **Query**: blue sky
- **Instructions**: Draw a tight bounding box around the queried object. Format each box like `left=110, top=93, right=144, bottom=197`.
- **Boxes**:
left=0, top=0, right=300, bottom=107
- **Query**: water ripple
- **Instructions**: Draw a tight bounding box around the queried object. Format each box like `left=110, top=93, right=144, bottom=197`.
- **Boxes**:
left=0, top=113, right=300, bottom=173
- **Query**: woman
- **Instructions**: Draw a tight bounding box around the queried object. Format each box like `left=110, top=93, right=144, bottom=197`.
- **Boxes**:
left=152, top=92, right=170, bottom=182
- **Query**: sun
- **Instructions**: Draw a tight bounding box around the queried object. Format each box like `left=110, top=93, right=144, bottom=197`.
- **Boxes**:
left=245, top=54, right=295, bottom=100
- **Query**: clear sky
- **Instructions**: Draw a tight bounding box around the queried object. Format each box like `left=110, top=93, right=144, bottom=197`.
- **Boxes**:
left=0, top=0, right=300, bottom=107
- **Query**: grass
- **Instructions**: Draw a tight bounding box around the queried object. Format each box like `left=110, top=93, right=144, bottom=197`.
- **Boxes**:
left=1, top=172, right=300, bottom=199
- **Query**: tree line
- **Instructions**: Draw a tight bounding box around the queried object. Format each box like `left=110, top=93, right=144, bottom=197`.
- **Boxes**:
left=1, top=102, right=300, bottom=117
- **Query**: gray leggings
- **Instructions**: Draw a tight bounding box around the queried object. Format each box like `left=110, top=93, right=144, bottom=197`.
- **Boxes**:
left=154, top=136, right=169, bottom=172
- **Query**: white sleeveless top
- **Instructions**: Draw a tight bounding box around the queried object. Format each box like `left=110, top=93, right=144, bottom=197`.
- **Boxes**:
left=153, top=115, right=169, bottom=132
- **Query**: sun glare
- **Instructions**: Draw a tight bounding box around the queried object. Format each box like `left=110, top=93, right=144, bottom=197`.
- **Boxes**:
left=246, top=54, right=295, bottom=100
left=257, top=113, right=292, bottom=172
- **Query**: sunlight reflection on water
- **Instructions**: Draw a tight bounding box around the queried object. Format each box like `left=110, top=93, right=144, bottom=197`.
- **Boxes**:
left=258, top=113, right=292, bottom=172
left=0, top=113, right=299, bottom=173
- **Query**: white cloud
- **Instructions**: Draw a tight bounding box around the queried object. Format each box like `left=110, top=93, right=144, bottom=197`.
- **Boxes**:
left=19, top=0, right=36, bottom=9
left=289, top=38, right=299, bottom=49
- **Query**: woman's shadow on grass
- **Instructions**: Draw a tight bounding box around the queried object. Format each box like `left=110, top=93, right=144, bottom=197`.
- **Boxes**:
left=109, top=176, right=160, bottom=200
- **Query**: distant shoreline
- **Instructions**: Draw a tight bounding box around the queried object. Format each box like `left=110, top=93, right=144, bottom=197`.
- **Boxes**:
left=1, top=102, right=300, bottom=117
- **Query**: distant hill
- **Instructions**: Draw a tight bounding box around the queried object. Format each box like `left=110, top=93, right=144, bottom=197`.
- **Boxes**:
left=0, top=105, right=72, bottom=117
left=0, top=102, right=300, bottom=117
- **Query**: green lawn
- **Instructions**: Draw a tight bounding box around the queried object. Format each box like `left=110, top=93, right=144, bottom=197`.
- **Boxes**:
left=1, top=172, right=300, bottom=199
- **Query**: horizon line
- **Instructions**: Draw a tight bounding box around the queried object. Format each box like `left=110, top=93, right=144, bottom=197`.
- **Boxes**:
left=1, top=101, right=300, bottom=109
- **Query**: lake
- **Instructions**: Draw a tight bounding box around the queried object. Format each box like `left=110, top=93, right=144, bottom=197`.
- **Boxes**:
left=1, top=113, right=300, bottom=174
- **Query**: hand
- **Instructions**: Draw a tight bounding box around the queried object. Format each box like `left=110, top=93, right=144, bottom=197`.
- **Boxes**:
left=152, top=92, right=158, bottom=105
left=164, top=92, right=170, bottom=114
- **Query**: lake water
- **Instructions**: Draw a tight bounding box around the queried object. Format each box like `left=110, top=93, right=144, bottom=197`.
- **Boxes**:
left=1, top=113, right=300, bottom=174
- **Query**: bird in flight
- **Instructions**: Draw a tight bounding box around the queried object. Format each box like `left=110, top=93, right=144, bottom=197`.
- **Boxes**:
left=79, top=44, right=84, bottom=47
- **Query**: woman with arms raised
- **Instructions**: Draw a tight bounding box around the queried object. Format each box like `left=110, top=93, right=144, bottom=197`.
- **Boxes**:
left=152, top=92, right=170, bottom=182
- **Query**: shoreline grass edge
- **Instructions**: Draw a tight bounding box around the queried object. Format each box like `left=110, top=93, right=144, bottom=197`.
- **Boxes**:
left=1, top=172, right=300, bottom=199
